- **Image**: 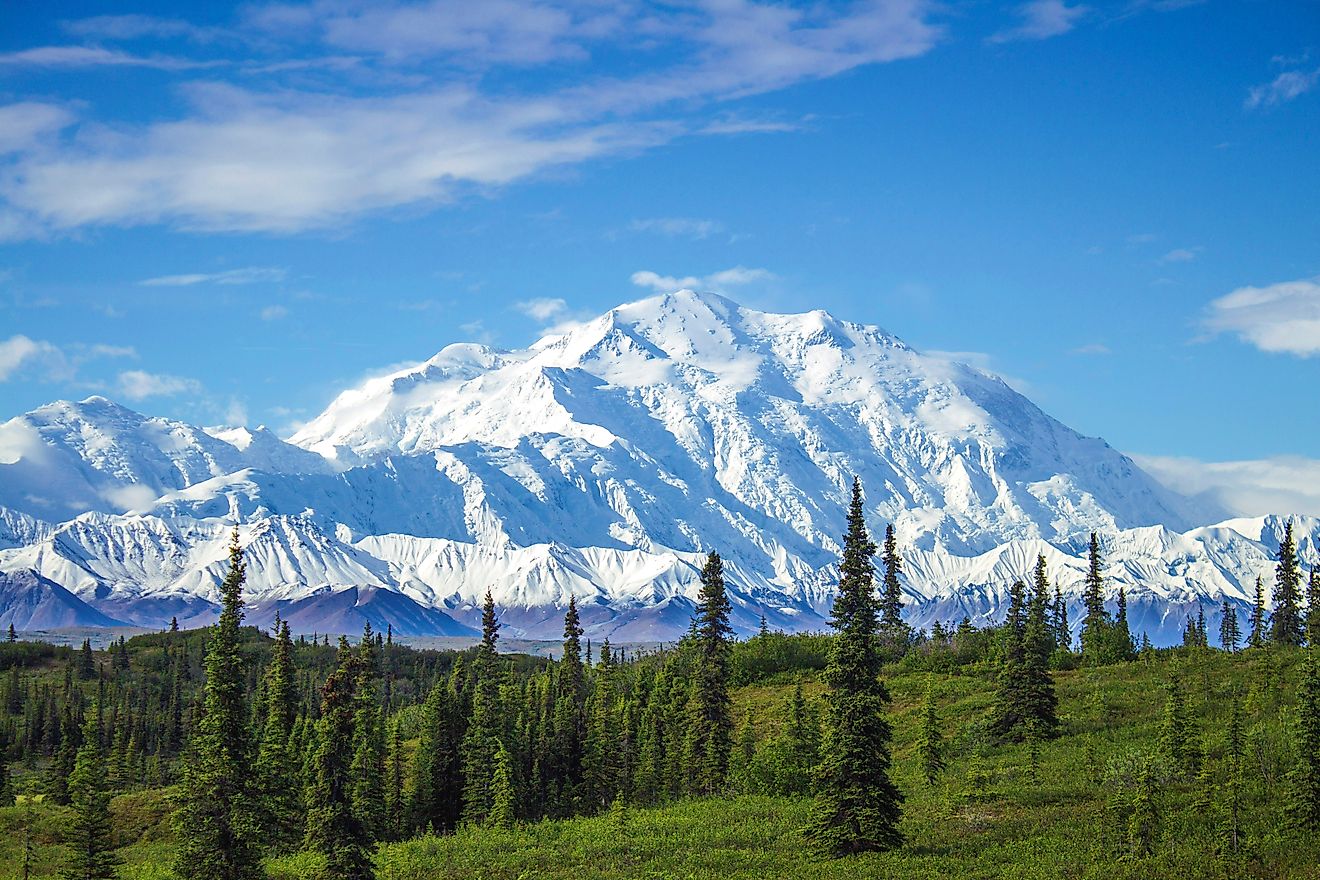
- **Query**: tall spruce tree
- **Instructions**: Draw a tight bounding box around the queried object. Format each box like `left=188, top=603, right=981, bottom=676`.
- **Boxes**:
left=806, top=478, right=903, bottom=856
left=408, top=676, right=463, bottom=834
left=350, top=625, right=386, bottom=842
left=686, top=551, right=734, bottom=796
left=1292, top=648, right=1320, bottom=829
left=305, top=638, right=374, bottom=880
left=1307, top=568, right=1320, bottom=647
left=552, top=596, right=586, bottom=809
left=1032, top=556, right=1058, bottom=656
left=461, top=591, right=503, bottom=826
left=1053, top=585, right=1070, bottom=651
left=878, top=525, right=907, bottom=638
left=173, top=529, right=263, bottom=880
left=1249, top=577, right=1267, bottom=649
left=1115, top=587, right=1135, bottom=659
left=1219, top=600, right=1241, bottom=652
left=488, top=742, right=517, bottom=829
left=1272, top=521, right=1305, bottom=646
left=1081, top=533, right=1111, bottom=658
left=60, top=712, right=119, bottom=880
left=255, top=618, right=301, bottom=852
left=1159, top=676, right=1196, bottom=780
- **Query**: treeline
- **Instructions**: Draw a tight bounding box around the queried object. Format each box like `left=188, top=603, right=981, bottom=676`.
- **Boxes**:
left=3, top=491, right=1320, bottom=878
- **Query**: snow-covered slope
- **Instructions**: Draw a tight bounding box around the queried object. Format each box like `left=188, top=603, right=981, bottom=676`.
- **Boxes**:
left=0, top=569, right=128, bottom=629
left=0, top=290, right=1309, bottom=644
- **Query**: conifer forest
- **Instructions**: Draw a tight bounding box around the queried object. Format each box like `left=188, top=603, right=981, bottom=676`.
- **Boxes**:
left=1, top=480, right=1318, bottom=879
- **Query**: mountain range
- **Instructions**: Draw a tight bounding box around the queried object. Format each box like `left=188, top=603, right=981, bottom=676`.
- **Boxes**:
left=0, top=290, right=1314, bottom=644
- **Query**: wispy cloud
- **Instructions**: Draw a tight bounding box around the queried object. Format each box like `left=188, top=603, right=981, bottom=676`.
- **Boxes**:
left=1158, top=246, right=1201, bottom=264
left=629, top=217, right=725, bottom=240
left=1134, top=453, right=1320, bottom=517
left=62, top=14, right=225, bottom=43
left=0, top=45, right=219, bottom=71
left=139, top=266, right=288, bottom=286
left=1071, top=343, right=1111, bottom=355
left=1246, top=67, right=1320, bottom=109
left=117, top=369, right=203, bottom=400
left=515, top=297, right=569, bottom=321
left=1203, top=276, right=1320, bottom=357
left=630, top=266, right=775, bottom=293
left=989, top=0, right=1088, bottom=43
left=0, top=335, right=136, bottom=383
left=0, top=1, right=943, bottom=237
left=260, top=304, right=289, bottom=320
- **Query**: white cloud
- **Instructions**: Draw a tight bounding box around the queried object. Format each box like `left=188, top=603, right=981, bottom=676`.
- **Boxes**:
left=923, top=349, right=1033, bottom=394
left=1203, top=276, right=1320, bottom=357
left=0, top=335, right=61, bottom=381
left=630, top=266, right=775, bottom=293
left=63, top=14, right=222, bottom=43
left=629, top=217, right=725, bottom=239
left=260, top=304, right=289, bottom=320
left=0, top=103, right=75, bottom=155
left=1071, top=343, right=1111, bottom=355
left=1246, top=67, right=1320, bottom=109
left=1159, top=246, right=1200, bottom=264
left=989, top=0, right=1088, bottom=43
left=0, top=1, right=942, bottom=236
left=117, top=369, right=203, bottom=400
left=514, top=297, right=568, bottom=321
left=0, top=45, right=215, bottom=71
left=1134, top=454, right=1320, bottom=518
left=100, top=484, right=160, bottom=513
left=139, top=266, right=288, bottom=286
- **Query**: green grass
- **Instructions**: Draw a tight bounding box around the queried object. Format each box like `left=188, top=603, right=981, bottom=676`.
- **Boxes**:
left=4, top=647, right=1317, bottom=879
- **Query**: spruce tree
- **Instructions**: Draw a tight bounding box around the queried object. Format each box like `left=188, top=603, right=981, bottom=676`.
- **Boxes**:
left=1291, top=648, right=1320, bottom=829
left=1249, top=577, right=1267, bottom=649
left=61, top=712, right=120, bottom=880
left=917, top=677, right=945, bottom=785
left=1031, top=555, right=1057, bottom=656
left=1128, top=759, right=1161, bottom=857
left=1307, top=568, right=1320, bottom=648
left=408, top=677, right=463, bottom=834
left=1053, top=585, right=1070, bottom=651
left=1271, top=521, right=1305, bottom=646
left=552, top=596, right=586, bottom=809
left=878, top=524, right=907, bottom=638
left=1224, top=695, right=1245, bottom=854
left=806, top=478, right=903, bottom=856
left=686, top=551, right=733, bottom=796
left=305, top=638, right=374, bottom=880
left=1159, top=676, right=1195, bottom=780
left=1115, top=587, right=1135, bottom=659
left=1022, top=572, right=1060, bottom=737
left=488, top=741, right=517, bottom=828
left=461, top=591, right=503, bottom=826
left=1219, top=600, right=1241, bottom=652
left=384, top=717, right=405, bottom=841
left=255, top=618, right=301, bottom=852
left=350, top=625, right=386, bottom=842
left=1081, top=532, right=1108, bottom=657
left=173, top=529, right=263, bottom=880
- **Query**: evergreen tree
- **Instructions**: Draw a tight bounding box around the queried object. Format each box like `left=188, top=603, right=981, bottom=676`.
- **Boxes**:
left=1307, top=568, right=1320, bottom=648
left=1291, top=648, right=1320, bottom=829
left=1224, top=696, right=1245, bottom=854
left=305, top=638, right=374, bottom=880
left=686, top=551, right=734, bottom=796
left=173, top=529, right=263, bottom=880
left=255, top=618, right=301, bottom=852
left=77, top=639, right=95, bottom=681
left=6, top=622, right=14, bottom=642
left=878, top=524, right=908, bottom=638
left=1159, top=676, right=1196, bottom=780
left=350, top=625, right=386, bottom=842
left=1031, top=555, right=1058, bottom=656
left=1219, top=600, right=1241, bottom=652
left=1115, top=587, right=1135, bottom=659
left=488, top=741, right=516, bottom=828
left=384, top=717, right=405, bottom=841
left=806, top=478, right=903, bottom=856
left=1271, top=521, right=1305, bottom=646
left=551, top=597, right=586, bottom=809
left=461, top=591, right=503, bottom=826
left=1053, top=585, right=1070, bottom=651
left=61, top=712, right=120, bottom=880
left=408, top=677, right=463, bottom=834
left=993, top=570, right=1059, bottom=741
left=1249, top=577, right=1267, bottom=649
left=1081, top=532, right=1108, bottom=657
left=917, top=677, right=945, bottom=785
left=1128, top=759, right=1161, bottom=857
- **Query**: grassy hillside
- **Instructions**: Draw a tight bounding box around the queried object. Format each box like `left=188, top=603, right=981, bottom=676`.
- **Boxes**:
left=3, top=645, right=1315, bottom=879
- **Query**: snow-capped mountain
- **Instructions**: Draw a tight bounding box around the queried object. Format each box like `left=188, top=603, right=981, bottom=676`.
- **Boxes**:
left=0, top=290, right=1313, bottom=644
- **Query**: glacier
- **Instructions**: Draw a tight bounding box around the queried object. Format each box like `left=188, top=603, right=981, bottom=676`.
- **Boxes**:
left=0, top=289, right=1314, bottom=644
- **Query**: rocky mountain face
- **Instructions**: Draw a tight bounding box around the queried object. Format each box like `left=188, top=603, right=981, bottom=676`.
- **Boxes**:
left=0, top=290, right=1312, bottom=644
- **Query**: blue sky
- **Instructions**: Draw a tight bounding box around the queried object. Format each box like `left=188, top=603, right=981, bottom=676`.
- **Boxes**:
left=1, top=0, right=1318, bottom=515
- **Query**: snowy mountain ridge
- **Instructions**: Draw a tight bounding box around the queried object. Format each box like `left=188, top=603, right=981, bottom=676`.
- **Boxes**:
left=0, top=290, right=1312, bottom=643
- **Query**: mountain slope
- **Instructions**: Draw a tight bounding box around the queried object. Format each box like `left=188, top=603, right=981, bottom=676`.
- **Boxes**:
left=0, top=569, right=128, bottom=629
left=0, top=290, right=1306, bottom=644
